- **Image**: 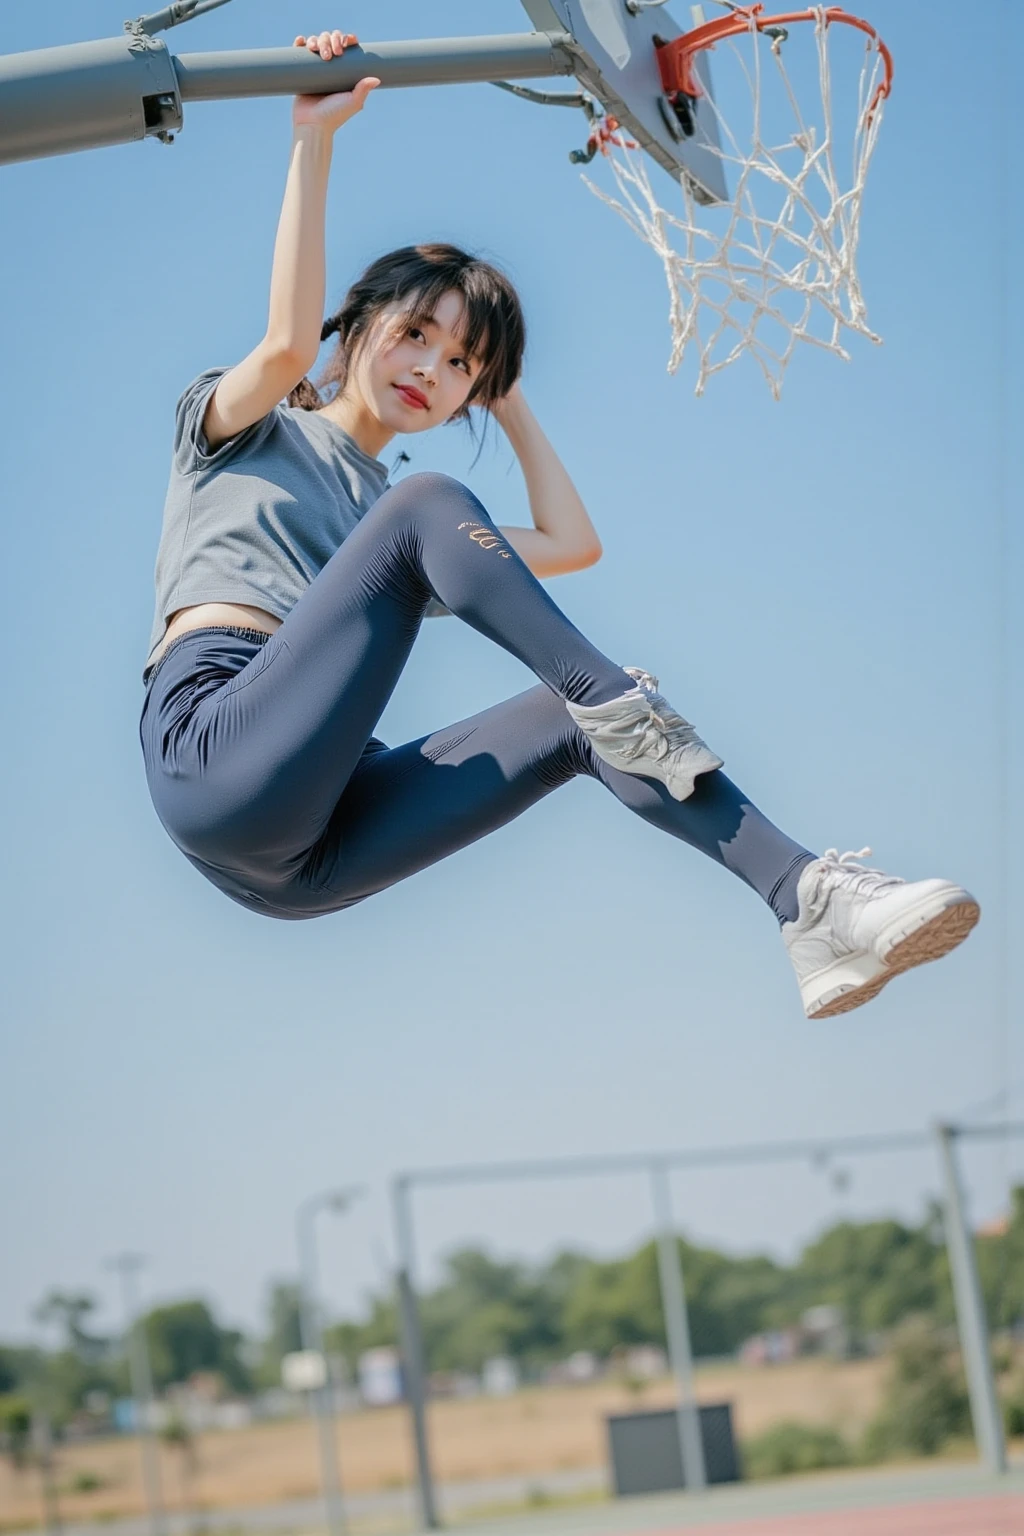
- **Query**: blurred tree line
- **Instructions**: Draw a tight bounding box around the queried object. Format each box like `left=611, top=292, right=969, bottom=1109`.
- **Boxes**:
left=1, top=1189, right=1020, bottom=1440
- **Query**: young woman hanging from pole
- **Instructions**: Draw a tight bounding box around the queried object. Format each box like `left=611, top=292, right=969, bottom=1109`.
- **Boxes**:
left=140, top=28, right=979, bottom=1019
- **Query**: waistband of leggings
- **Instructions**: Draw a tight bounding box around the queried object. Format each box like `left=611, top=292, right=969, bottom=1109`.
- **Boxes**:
left=143, top=625, right=272, bottom=688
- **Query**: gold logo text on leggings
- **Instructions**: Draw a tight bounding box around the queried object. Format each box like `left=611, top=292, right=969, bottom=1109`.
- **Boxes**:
left=458, top=520, right=511, bottom=557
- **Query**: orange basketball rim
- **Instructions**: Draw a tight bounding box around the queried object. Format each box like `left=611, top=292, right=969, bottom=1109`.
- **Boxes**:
left=656, top=4, right=894, bottom=127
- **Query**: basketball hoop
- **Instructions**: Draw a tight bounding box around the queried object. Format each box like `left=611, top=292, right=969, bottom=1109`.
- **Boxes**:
left=582, top=4, right=894, bottom=398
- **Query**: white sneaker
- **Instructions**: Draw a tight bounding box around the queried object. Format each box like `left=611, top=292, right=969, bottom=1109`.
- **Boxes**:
left=783, top=848, right=980, bottom=1019
left=566, top=667, right=723, bottom=802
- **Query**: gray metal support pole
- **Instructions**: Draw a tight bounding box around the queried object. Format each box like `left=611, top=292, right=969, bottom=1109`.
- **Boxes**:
left=393, top=1179, right=439, bottom=1531
left=110, top=1256, right=166, bottom=1536
left=934, top=1123, right=1007, bottom=1475
left=30, top=1412, right=62, bottom=1536
left=296, top=1203, right=348, bottom=1536
left=0, top=31, right=574, bottom=167
left=650, top=1162, right=707, bottom=1493
left=173, top=35, right=575, bottom=102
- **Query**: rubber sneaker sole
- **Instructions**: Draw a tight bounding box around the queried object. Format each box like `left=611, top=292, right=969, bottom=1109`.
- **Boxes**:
left=803, top=955, right=891, bottom=1020
left=879, top=893, right=981, bottom=973
left=807, top=891, right=981, bottom=1020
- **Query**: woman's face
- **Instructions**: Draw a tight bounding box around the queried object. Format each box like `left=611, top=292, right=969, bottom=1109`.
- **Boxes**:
left=353, top=290, right=484, bottom=435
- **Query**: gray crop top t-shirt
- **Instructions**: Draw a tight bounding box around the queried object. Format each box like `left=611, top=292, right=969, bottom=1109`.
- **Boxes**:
left=146, top=367, right=392, bottom=670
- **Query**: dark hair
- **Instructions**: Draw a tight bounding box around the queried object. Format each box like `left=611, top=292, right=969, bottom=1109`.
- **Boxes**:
left=288, top=243, right=525, bottom=420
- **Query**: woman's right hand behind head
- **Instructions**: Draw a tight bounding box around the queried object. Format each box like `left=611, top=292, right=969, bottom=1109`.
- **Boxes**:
left=292, top=31, right=380, bottom=132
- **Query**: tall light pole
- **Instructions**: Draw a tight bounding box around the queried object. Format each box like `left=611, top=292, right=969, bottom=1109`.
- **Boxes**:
left=29, top=1410, right=62, bottom=1536
left=105, top=1254, right=166, bottom=1536
left=934, top=1124, right=1008, bottom=1474
left=650, top=1161, right=706, bottom=1491
left=393, top=1177, right=438, bottom=1531
left=295, top=1187, right=366, bottom=1536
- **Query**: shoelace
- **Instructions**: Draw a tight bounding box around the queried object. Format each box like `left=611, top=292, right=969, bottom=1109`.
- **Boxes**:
left=625, top=667, right=660, bottom=692
left=619, top=667, right=696, bottom=762
left=815, top=847, right=902, bottom=902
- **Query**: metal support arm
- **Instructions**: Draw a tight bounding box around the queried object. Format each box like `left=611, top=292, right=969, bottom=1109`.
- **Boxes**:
left=0, top=31, right=575, bottom=167
left=128, top=0, right=236, bottom=38
left=174, top=35, right=575, bottom=103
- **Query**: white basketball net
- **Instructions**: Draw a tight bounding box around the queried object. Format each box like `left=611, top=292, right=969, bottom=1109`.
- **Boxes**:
left=584, top=8, right=889, bottom=398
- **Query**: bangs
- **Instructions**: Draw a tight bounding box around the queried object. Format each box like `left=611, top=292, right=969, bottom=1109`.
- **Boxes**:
left=400, top=277, right=495, bottom=366
left=389, top=258, right=521, bottom=406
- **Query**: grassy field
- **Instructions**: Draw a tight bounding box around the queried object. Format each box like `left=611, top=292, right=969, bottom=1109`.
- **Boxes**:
left=0, top=1358, right=888, bottom=1528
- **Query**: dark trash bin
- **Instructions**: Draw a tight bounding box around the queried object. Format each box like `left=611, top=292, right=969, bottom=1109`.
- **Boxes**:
left=606, top=1402, right=741, bottom=1496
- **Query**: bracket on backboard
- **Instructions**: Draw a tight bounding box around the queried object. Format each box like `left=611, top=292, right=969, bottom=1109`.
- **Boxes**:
left=520, top=1, right=726, bottom=201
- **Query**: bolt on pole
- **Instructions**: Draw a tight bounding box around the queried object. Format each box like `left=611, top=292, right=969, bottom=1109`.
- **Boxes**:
left=650, top=1161, right=707, bottom=1492
left=934, top=1124, right=1008, bottom=1475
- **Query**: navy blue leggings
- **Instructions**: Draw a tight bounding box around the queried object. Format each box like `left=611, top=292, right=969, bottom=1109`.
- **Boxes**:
left=140, top=472, right=813, bottom=921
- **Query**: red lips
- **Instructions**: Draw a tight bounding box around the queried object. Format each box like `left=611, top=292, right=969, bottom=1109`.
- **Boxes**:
left=394, top=384, right=429, bottom=409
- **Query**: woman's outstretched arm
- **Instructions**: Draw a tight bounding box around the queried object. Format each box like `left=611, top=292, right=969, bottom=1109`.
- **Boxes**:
left=491, top=384, right=603, bottom=577
left=203, top=30, right=379, bottom=452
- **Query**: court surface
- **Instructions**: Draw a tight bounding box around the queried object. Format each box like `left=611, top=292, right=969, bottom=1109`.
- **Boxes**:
left=635, top=1492, right=1022, bottom=1534
left=452, top=1461, right=1024, bottom=1536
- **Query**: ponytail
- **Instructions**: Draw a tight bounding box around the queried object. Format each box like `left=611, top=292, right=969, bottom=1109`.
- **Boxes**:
left=286, top=314, right=344, bottom=412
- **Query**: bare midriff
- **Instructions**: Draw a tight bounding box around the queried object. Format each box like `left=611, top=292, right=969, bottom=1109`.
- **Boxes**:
left=151, top=602, right=282, bottom=669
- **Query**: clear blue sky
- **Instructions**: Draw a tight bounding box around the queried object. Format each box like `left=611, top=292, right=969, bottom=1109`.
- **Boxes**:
left=1, top=1, right=1020, bottom=1350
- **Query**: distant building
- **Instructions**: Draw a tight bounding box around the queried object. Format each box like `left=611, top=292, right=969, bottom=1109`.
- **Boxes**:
left=544, top=1351, right=605, bottom=1386
left=358, top=1347, right=403, bottom=1406
left=426, top=1370, right=480, bottom=1399
left=166, top=1375, right=254, bottom=1431
left=565, top=1350, right=600, bottom=1383
left=738, top=1329, right=801, bottom=1366
left=622, top=1345, right=668, bottom=1380
left=738, top=1308, right=850, bottom=1366
left=482, top=1357, right=519, bottom=1396
left=252, top=1388, right=304, bottom=1421
left=801, top=1304, right=849, bottom=1358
